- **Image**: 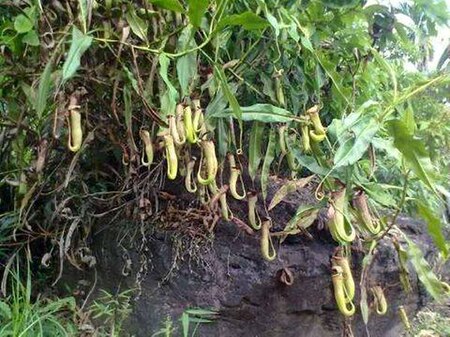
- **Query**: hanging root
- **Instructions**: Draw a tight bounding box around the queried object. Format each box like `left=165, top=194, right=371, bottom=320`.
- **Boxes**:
left=208, top=181, right=232, bottom=221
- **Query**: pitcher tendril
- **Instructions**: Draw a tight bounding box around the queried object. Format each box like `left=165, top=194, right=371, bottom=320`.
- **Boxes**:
left=353, top=190, right=381, bottom=235
left=327, top=188, right=355, bottom=244
left=247, top=191, right=261, bottom=230
left=228, top=153, right=246, bottom=200
left=169, top=114, right=185, bottom=146
left=301, top=125, right=312, bottom=153
left=192, top=99, right=205, bottom=134
left=331, top=266, right=355, bottom=317
left=332, top=255, right=355, bottom=303
left=183, top=105, right=198, bottom=144
left=67, top=101, right=82, bottom=152
left=139, top=130, right=154, bottom=167
left=260, top=219, right=276, bottom=261
left=309, top=129, right=326, bottom=143
left=371, top=286, right=387, bottom=315
left=182, top=158, right=197, bottom=193
left=279, top=124, right=288, bottom=155
left=163, top=134, right=178, bottom=180
left=306, top=105, right=326, bottom=136
left=197, top=140, right=218, bottom=185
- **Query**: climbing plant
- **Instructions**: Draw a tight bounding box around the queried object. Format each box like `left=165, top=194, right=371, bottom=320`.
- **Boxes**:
left=1, top=0, right=450, bottom=332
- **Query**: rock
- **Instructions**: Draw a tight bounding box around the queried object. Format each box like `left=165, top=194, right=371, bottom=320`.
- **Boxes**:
left=76, top=180, right=436, bottom=337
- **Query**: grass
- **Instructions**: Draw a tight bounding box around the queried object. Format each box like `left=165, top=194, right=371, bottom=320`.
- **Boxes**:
left=409, top=306, right=450, bottom=337
left=0, top=259, right=77, bottom=337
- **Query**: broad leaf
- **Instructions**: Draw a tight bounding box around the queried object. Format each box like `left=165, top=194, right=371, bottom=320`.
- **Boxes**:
left=248, top=122, right=265, bottom=181
left=268, top=175, right=314, bottom=211
left=159, top=54, right=179, bottom=119
left=404, top=237, right=449, bottom=300
left=126, top=8, right=148, bottom=41
left=281, top=205, right=319, bottom=237
left=387, top=119, right=436, bottom=192
left=261, top=129, right=276, bottom=200
left=214, top=67, right=242, bottom=121
left=211, top=104, right=295, bottom=123
left=176, top=26, right=197, bottom=97
left=22, top=30, right=39, bottom=46
left=417, top=201, right=448, bottom=258
left=187, top=0, right=209, bottom=28
left=62, top=27, right=93, bottom=81
left=148, top=0, right=184, bottom=12
left=292, top=151, right=330, bottom=176
left=333, top=114, right=379, bottom=167
left=36, top=58, right=54, bottom=118
left=14, top=14, right=33, bottom=33
left=218, top=12, right=269, bottom=31
left=78, top=0, right=88, bottom=33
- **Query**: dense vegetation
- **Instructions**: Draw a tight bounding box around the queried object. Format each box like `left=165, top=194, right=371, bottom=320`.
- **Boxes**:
left=0, top=0, right=449, bottom=335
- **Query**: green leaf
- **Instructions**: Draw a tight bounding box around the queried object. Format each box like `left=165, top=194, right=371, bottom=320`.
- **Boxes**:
left=404, top=236, right=448, bottom=300
left=360, top=286, right=370, bottom=325
left=0, top=301, right=12, bottom=320
left=176, top=26, right=197, bottom=97
left=211, top=104, right=295, bottom=123
left=333, top=114, right=379, bottom=167
left=315, top=52, right=350, bottom=106
left=322, top=0, right=360, bottom=8
left=159, top=53, right=179, bottom=119
left=292, top=151, right=330, bottom=176
left=217, top=12, right=269, bottom=31
left=123, top=85, right=133, bottom=131
left=148, top=0, right=184, bottom=12
left=62, top=27, right=93, bottom=81
left=184, top=308, right=217, bottom=316
left=248, top=122, right=265, bottom=181
left=268, top=176, right=314, bottom=211
left=181, top=312, right=189, bottom=337
left=22, top=30, right=39, bottom=46
left=187, top=0, right=209, bottom=28
left=123, top=66, right=140, bottom=93
left=214, top=67, right=242, bottom=121
left=417, top=201, right=448, bottom=258
left=261, top=128, right=276, bottom=200
left=78, top=0, right=88, bottom=33
left=283, top=205, right=319, bottom=236
left=14, top=14, right=33, bottom=33
left=36, top=58, right=54, bottom=118
left=359, top=182, right=396, bottom=208
left=126, top=8, right=148, bottom=41
left=387, top=119, right=436, bottom=192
